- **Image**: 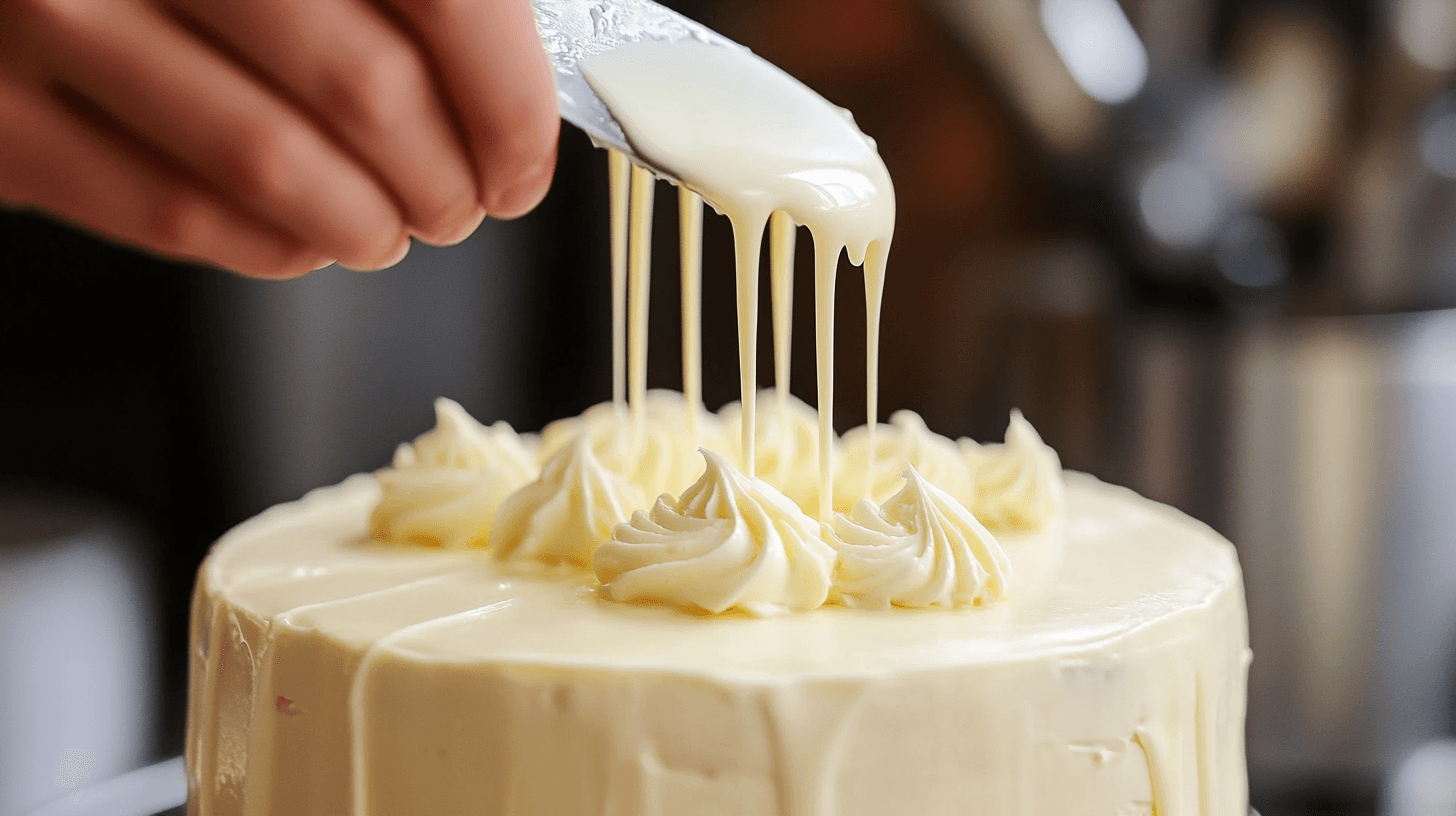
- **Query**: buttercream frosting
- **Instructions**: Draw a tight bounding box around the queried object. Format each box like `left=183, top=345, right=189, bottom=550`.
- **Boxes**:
left=829, top=467, right=1011, bottom=610
left=718, top=389, right=831, bottom=517
left=581, top=39, right=894, bottom=501
left=490, top=439, right=646, bottom=566
left=594, top=449, right=837, bottom=615
left=964, top=410, right=1066, bottom=531
left=369, top=398, right=537, bottom=549
left=837, top=410, right=976, bottom=513
left=540, top=390, right=732, bottom=501
left=187, top=471, right=1251, bottom=816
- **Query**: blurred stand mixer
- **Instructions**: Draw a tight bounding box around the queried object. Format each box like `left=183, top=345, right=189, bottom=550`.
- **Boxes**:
left=881, top=0, right=1456, bottom=812
left=703, top=2, right=1453, bottom=808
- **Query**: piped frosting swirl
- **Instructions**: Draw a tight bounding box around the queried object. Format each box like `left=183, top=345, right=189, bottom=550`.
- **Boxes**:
left=593, top=449, right=836, bottom=616
left=491, top=439, right=646, bottom=566
left=370, top=398, right=537, bottom=549
left=829, top=467, right=1011, bottom=609
left=962, top=410, right=1065, bottom=531
left=837, top=410, right=975, bottom=513
left=368, top=396, right=1067, bottom=613
left=718, top=389, right=832, bottom=517
left=541, top=390, right=732, bottom=501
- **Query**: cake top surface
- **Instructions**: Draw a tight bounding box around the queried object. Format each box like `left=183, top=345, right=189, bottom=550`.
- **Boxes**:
left=204, top=470, right=1240, bottom=679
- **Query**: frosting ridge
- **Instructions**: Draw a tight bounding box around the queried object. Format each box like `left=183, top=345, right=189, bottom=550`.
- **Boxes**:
left=837, top=410, right=975, bottom=512
left=370, top=398, right=537, bottom=548
left=718, top=388, right=832, bottom=517
left=964, top=410, right=1065, bottom=531
left=829, top=467, right=1011, bottom=609
left=491, top=439, right=647, bottom=566
left=594, top=449, right=836, bottom=615
left=541, top=391, right=730, bottom=501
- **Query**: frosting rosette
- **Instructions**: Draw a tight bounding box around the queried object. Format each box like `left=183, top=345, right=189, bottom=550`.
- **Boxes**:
left=594, top=449, right=836, bottom=616
left=490, top=439, right=646, bottom=566
left=836, top=410, right=975, bottom=513
left=370, top=398, right=538, bottom=548
left=962, top=410, right=1065, bottom=531
left=829, top=467, right=1011, bottom=609
left=541, top=390, right=731, bottom=501
left=717, top=388, right=832, bottom=516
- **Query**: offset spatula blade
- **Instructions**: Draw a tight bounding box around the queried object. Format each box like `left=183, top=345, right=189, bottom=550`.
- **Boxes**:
left=530, top=0, right=746, bottom=172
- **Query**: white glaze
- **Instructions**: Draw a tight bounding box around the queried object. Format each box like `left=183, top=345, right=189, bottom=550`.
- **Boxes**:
left=581, top=37, right=894, bottom=502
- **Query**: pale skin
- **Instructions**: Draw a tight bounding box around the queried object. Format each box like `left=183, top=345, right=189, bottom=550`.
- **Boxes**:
left=0, top=0, right=560, bottom=278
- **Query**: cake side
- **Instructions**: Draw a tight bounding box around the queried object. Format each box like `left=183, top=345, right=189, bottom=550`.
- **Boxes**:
left=186, top=472, right=1249, bottom=816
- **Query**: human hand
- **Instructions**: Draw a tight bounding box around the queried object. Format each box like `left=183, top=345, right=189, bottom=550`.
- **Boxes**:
left=0, top=0, right=560, bottom=278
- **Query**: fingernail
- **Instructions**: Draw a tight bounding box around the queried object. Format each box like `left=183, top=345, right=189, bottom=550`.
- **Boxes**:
left=489, top=159, right=555, bottom=220
left=343, top=237, right=410, bottom=272
left=434, top=207, right=487, bottom=247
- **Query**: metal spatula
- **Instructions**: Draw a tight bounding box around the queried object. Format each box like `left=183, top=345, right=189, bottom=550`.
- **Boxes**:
left=530, top=0, right=746, bottom=174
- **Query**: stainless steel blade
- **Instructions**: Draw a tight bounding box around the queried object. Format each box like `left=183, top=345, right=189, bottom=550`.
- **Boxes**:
left=530, top=0, right=746, bottom=177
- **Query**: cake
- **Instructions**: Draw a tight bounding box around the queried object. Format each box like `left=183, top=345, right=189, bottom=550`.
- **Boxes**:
left=185, top=393, right=1251, bottom=816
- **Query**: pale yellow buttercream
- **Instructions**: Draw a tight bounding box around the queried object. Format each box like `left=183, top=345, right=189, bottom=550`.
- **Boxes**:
left=491, top=439, right=646, bottom=566
left=595, top=449, right=837, bottom=615
left=828, top=466, right=1011, bottom=610
left=369, top=398, right=537, bottom=549
left=964, top=410, right=1066, bottom=531
left=187, top=470, right=1249, bottom=816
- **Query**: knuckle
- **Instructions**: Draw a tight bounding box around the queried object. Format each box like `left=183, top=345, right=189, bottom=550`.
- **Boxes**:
left=389, top=0, right=472, bottom=24
left=146, top=190, right=211, bottom=254
left=484, top=111, right=557, bottom=192
left=221, top=122, right=303, bottom=205
left=9, top=0, right=78, bottom=30
left=487, top=102, right=557, bottom=171
left=319, top=43, right=422, bottom=135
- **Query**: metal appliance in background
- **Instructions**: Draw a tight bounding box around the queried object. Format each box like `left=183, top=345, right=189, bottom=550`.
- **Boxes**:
left=923, top=0, right=1456, bottom=812
left=988, top=290, right=1456, bottom=812
left=1230, top=311, right=1456, bottom=803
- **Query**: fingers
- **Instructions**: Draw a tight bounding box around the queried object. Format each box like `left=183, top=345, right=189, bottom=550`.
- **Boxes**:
left=0, top=72, right=329, bottom=278
left=161, top=0, right=485, bottom=245
left=387, top=0, right=561, bottom=219
left=11, top=0, right=408, bottom=270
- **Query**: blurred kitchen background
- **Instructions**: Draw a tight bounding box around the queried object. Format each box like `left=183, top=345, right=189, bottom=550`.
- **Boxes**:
left=2, top=0, right=1455, bottom=812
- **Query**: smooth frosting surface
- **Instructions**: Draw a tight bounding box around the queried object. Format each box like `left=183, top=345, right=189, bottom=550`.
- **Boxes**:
left=187, top=470, right=1249, bottom=816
